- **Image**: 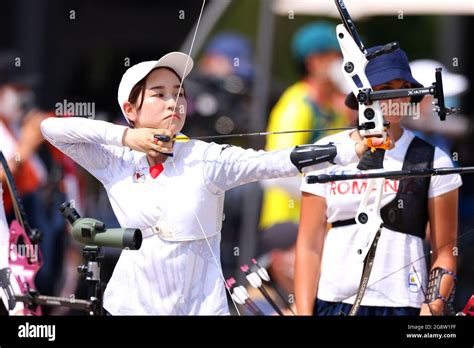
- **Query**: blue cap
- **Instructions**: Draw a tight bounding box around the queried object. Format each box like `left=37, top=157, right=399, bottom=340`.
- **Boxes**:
left=292, top=22, right=340, bottom=62
left=204, top=32, right=254, bottom=80
left=345, top=45, right=424, bottom=109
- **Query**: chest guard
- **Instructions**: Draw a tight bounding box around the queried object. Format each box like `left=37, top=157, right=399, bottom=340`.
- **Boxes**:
left=380, top=137, right=434, bottom=238
left=332, top=136, right=435, bottom=239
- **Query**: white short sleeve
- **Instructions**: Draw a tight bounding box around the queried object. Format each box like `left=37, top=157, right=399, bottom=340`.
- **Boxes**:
left=300, top=170, right=329, bottom=198
left=428, top=148, right=462, bottom=198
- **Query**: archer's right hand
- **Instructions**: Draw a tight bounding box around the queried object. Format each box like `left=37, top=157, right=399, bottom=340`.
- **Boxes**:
left=122, top=128, right=173, bottom=157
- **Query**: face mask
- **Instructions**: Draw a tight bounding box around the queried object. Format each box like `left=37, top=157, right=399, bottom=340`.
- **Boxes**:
left=0, top=86, right=34, bottom=122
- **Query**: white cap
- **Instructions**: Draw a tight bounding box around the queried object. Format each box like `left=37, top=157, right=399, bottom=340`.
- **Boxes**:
left=410, top=59, right=469, bottom=98
left=117, top=52, right=194, bottom=123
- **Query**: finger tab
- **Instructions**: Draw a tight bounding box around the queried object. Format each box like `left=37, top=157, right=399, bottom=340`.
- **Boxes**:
left=154, top=134, right=171, bottom=143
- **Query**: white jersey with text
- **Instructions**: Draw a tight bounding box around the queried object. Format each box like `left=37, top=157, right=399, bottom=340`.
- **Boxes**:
left=301, top=128, right=462, bottom=308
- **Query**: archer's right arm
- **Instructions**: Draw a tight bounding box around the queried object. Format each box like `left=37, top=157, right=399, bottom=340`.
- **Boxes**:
left=40, top=117, right=128, bottom=184
left=41, top=117, right=174, bottom=184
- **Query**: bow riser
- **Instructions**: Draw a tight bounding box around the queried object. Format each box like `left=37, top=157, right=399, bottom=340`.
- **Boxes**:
left=9, top=220, right=42, bottom=315
left=334, top=0, right=390, bottom=315
left=354, top=178, right=385, bottom=262
left=336, top=24, right=386, bottom=141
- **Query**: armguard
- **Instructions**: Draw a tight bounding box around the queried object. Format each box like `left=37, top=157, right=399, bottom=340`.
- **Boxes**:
left=426, top=267, right=457, bottom=315
left=290, top=143, right=337, bottom=172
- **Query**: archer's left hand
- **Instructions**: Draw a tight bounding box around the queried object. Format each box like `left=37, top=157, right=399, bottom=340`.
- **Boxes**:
left=419, top=300, right=444, bottom=316
left=355, top=137, right=389, bottom=158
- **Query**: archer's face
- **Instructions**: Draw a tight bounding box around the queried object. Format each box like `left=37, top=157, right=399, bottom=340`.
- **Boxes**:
left=373, top=79, right=412, bottom=124
left=127, top=68, right=187, bottom=135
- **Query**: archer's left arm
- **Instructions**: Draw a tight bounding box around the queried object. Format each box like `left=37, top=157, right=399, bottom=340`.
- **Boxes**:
left=202, top=141, right=359, bottom=193
left=421, top=148, right=462, bottom=315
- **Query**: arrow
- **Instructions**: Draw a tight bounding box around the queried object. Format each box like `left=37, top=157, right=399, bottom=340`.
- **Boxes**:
left=241, top=264, right=284, bottom=316
left=251, top=258, right=296, bottom=315
left=225, top=277, right=264, bottom=316
left=154, top=126, right=355, bottom=143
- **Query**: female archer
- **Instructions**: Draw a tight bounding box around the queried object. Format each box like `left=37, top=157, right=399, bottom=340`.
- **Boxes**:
left=41, top=52, right=377, bottom=315
left=295, top=46, right=461, bottom=316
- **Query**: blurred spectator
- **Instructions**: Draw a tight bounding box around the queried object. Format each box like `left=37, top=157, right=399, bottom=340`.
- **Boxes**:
left=0, top=51, right=48, bottom=231
left=259, top=22, right=347, bottom=231
left=184, top=32, right=254, bottom=137
left=0, top=51, right=80, bottom=300
left=199, top=32, right=254, bottom=82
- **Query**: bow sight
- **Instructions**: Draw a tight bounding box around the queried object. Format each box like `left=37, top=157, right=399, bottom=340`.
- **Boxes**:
left=357, top=67, right=458, bottom=121
left=335, top=0, right=458, bottom=128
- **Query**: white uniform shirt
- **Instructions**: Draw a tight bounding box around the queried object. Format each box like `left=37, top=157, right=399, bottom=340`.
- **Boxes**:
left=301, top=128, right=462, bottom=308
left=41, top=117, right=359, bottom=315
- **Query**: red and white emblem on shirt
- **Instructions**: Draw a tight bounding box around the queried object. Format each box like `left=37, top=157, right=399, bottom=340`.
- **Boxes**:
left=133, top=168, right=147, bottom=183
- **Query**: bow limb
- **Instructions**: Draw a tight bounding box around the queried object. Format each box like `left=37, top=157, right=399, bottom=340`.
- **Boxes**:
left=334, top=0, right=391, bottom=316
left=0, top=151, right=43, bottom=315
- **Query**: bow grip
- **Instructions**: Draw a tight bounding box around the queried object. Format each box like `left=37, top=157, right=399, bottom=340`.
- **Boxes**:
left=357, top=136, right=390, bottom=170
left=357, top=148, right=385, bottom=170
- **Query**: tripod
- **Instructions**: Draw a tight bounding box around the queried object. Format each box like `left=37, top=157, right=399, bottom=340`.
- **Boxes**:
left=2, top=245, right=106, bottom=316
left=77, top=245, right=106, bottom=316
